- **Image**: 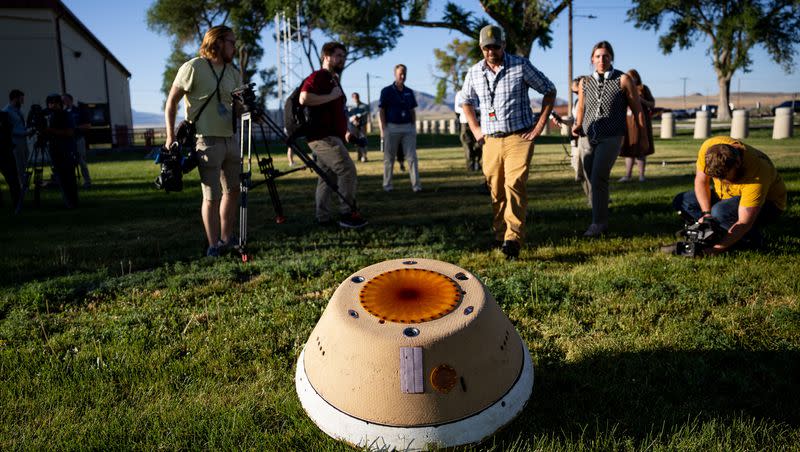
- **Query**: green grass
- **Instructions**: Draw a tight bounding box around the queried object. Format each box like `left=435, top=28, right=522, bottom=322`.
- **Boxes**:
left=1, top=129, right=799, bottom=450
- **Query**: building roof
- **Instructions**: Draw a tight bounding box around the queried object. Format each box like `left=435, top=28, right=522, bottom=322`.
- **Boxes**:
left=2, top=0, right=131, bottom=77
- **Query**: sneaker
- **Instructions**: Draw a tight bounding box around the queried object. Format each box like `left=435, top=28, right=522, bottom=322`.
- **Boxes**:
left=339, top=211, right=368, bottom=229
left=218, top=235, right=239, bottom=253
left=501, top=240, right=520, bottom=260
left=638, top=176, right=647, bottom=182
left=583, top=223, right=607, bottom=237
left=206, top=245, right=221, bottom=257
left=618, top=176, right=631, bottom=182
left=412, top=187, right=423, bottom=193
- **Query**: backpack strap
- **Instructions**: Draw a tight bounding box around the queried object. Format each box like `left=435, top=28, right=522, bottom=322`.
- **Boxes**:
left=189, top=59, right=226, bottom=124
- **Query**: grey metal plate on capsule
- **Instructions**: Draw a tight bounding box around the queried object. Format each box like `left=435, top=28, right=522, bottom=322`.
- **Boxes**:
left=400, top=347, right=424, bottom=394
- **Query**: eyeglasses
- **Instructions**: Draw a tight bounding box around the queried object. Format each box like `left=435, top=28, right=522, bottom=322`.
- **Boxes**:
left=482, top=45, right=501, bottom=51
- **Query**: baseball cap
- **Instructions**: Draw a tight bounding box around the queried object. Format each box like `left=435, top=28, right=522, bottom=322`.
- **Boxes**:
left=479, top=25, right=504, bottom=48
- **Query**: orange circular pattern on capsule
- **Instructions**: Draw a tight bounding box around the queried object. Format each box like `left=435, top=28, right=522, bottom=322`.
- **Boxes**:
left=431, top=365, right=458, bottom=393
left=359, top=269, right=463, bottom=323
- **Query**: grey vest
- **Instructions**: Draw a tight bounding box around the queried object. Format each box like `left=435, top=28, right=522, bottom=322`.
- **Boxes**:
left=582, top=69, right=627, bottom=142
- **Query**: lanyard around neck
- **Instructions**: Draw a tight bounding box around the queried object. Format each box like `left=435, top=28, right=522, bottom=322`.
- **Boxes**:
left=482, top=65, right=503, bottom=109
left=206, top=59, right=227, bottom=105
left=483, top=73, right=500, bottom=109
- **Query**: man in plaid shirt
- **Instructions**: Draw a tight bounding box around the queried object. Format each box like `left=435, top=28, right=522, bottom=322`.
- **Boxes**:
left=461, top=25, right=556, bottom=260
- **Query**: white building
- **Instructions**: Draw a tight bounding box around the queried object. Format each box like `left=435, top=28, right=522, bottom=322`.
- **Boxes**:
left=0, top=0, right=132, bottom=145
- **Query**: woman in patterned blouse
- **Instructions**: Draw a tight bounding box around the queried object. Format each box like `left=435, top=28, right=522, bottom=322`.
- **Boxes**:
left=572, top=41, right=649, bottom=237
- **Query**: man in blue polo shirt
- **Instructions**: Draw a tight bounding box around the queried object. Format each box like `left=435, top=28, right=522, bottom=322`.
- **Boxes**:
left=379, top=64, right=421, bottom=192
left=461, top=25, right=556, bottom=260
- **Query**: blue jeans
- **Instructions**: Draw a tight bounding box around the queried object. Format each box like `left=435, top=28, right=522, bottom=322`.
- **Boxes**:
left=672, top=190, right=782, bottom=242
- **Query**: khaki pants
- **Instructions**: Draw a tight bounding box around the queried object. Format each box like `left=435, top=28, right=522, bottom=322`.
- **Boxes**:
left=482, top=134, right=535, bottom=243
left=307, top=136, right=357, bottom=221
left=383, top=122, right=421, bottom=191
left=197, top=135, right=240, bottom=201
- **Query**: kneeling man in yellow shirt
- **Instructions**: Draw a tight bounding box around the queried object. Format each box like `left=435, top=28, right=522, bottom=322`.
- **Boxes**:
left=671, top=136, right=786, bottom=255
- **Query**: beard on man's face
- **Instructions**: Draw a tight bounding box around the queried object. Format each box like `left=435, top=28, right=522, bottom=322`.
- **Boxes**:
left=333, top=60, right=345, bottom=75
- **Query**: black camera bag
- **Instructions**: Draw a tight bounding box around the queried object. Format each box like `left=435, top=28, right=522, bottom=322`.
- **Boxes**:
left=177, top=59, right=227, bottom=172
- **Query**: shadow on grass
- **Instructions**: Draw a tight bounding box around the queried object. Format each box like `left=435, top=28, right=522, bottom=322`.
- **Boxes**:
left=503, top=349, right=800, bottom=442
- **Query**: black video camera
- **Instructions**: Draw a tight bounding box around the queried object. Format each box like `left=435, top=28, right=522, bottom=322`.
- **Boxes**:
left=26, top=104, right=48, bottom=146
left=350, top=135, right=368, bottom=148
left=232, top=83, right=259, bottom=113
left=154, top=144, right=184, bottom=192
left=671, top=218, right=725, bottom=257
left=27, top=104, right=47, bottom=133
left=154, top=141, right=201, bottom=192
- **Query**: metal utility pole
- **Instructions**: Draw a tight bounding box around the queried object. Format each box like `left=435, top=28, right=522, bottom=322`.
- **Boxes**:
left=568, top=0, right=573, bottom=116
left=567, top=2, right=596, bottom=117
left=366, top=73, right=372, bottom=132
left=275, top=14, right=282, bottom=109
left=680, top=77, right=688, bottom=109
left=366, top=73, right=382, bottom=133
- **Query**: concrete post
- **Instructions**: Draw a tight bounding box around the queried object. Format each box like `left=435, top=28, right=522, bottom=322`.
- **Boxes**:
left=416, top=120, right=422, bottom=133
left=438, top=119, right=447, bottom=135
left=693, top=110, right=710, bottom=139
left=730, top=109, right=749, bottom=139
left=448, top=119, right=457, bottom=135
left=660, top=112, right=675, bottom=139
left=773, top=107, right=793, bottom=139
left=422, top=120, right=430, bottom=134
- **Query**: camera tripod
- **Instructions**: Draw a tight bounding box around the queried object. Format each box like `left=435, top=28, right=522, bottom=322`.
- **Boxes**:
left=23, top=136, right=77, bottom=210
left=235, top=87, right=357, bottom=262
left=26, top=136, right=49, bottom=208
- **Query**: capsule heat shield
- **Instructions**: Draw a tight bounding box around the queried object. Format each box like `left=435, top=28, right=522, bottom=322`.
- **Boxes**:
left=295, top=258, right=533, bottom=449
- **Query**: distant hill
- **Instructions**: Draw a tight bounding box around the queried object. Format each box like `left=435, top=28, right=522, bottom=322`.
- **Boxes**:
left=134, top=91, right=794, bottom=127
left=133, top=110, right=182, bottom=128
left=368, top=89, right=568, bottom=120
left=653, top=92, right=796, bottom=110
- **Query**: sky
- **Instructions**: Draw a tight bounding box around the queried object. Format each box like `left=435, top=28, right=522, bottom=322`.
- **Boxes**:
left=62, top=0, right=800, bottom=116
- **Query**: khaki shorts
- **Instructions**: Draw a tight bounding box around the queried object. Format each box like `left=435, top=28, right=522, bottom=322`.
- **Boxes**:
left=196, top=135, right=240, bottom=200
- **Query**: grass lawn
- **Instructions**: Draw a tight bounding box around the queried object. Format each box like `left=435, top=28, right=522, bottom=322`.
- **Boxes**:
left=1, top=129, right=798, bottom=450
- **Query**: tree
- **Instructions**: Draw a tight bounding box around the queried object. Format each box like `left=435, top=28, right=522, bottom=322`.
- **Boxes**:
left=396, top=0, right=569, bottom=57
left=284, top=0, right=403, bottom=73
left=628, top=1, right=800, bottom=120
left=148, top=0, right=403, bottom=104
left=432, top=38, right=480, bottom=103
left=160, top=44, right=192, bottom=100
left=147, top=0, right=279, bottom=99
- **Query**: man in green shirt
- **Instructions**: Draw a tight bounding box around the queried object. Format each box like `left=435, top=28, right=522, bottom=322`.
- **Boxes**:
left=164, top=25, right=242, bottom=257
